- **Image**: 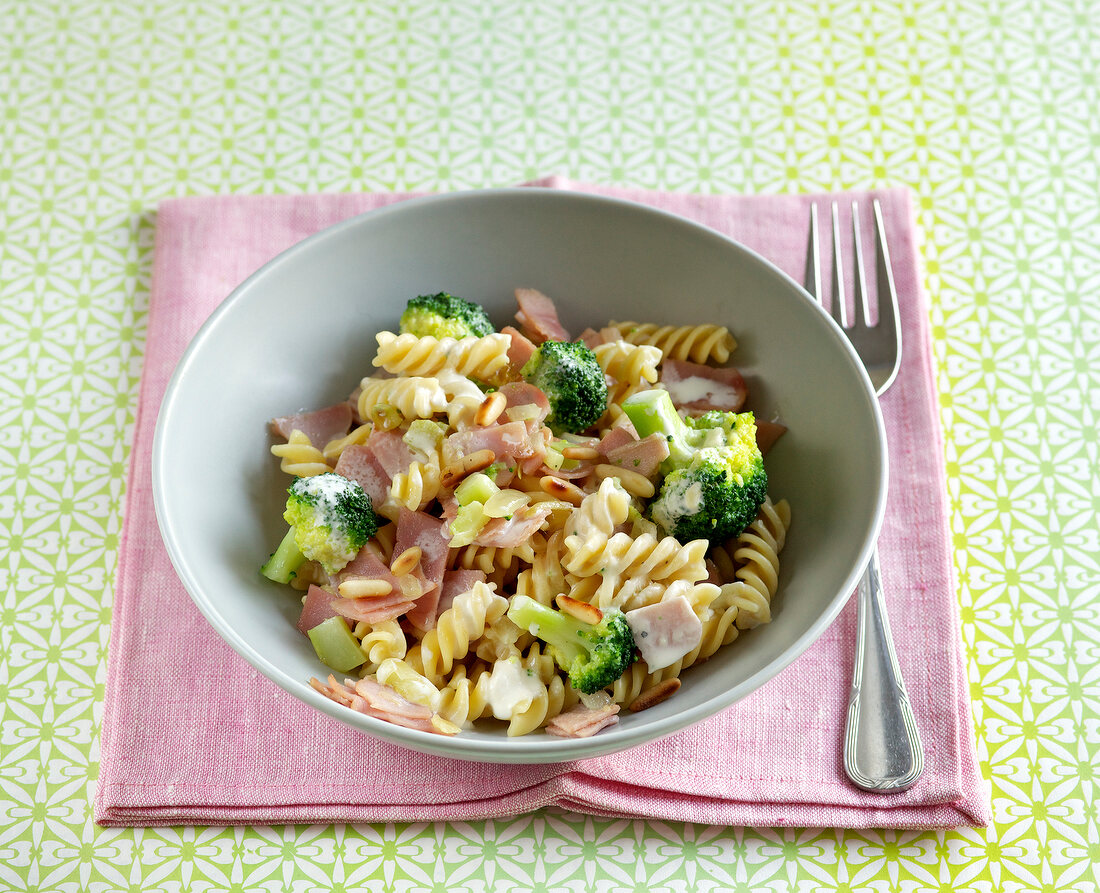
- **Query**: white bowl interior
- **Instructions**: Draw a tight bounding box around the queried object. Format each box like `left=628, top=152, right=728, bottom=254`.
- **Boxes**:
left=154, top=188, right=886, bottom=762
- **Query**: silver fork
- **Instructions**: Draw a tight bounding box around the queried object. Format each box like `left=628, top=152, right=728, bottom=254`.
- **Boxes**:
left=807, top=200, right=924, bottom=793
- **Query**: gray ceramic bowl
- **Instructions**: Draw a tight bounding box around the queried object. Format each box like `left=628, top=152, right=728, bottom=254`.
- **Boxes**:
left=153, top=188, right=887, bottom=762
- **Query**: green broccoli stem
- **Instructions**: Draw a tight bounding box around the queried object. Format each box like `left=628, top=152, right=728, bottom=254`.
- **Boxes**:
left=620, top=389, right=695, bottom=467
left=506, top=595, right=588, bottom=664
left=260, top=526, right=306, bottom=584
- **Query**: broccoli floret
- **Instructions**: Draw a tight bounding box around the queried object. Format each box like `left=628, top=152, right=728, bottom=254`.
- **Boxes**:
left=506, top=595, right=635, bottom=695
left=520, top=340, right=607, bottom=434
left=621, top=388, right=766, bottom=544
left=399, top=292, right=494, bottom=339
left=260, top=472, right=381, bottom=582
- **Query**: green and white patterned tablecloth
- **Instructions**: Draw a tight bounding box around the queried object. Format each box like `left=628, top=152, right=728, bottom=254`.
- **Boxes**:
left=2, top=1, right=1097, bottom=890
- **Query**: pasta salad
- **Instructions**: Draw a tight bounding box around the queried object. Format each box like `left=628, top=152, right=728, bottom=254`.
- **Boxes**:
left=261, top=288, right=790, bottom=739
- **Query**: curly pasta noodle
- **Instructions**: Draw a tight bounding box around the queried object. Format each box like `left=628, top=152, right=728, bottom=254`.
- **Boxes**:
left=373, top=331, right=512, bottom=382
left=608, top=321, right=736, bottom=364
left=708, top=496, right=791, bottom=629
left=406, top=581, right=508, bottom=682
left=435, top=665, right=493, bottom=728
left=322, top=422, right=373, bottom=465
left=562, top=478, right=632, bottom=575
left=357, top=376, right=449, bottom=423
left=388, top=457, right=443, bottom=513
left=592, top=340, right=662, bottom=404
left=353, top=618, right=408, bottom=672
left=270, top=429, right=332, bottom=477
left=572, top=531, right=710, bottom=611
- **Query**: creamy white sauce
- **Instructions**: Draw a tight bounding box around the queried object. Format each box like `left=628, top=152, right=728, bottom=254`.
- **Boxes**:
left=663, top=375, right=740, bottom=407
left=487, top=659, right=545, bottom=719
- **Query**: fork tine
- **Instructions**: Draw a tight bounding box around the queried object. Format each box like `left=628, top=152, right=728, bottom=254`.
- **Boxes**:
left=805, top=203, right=822, bottom=301
left=830, top=201, right=849, bottom=328
left=873, top=199, right=899, bottom=322
left=851, top=202, right=872, bottom=327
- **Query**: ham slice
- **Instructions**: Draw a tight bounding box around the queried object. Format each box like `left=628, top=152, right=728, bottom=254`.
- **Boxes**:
left=436, top=569, right=488, bottom=616
left=597, top=426, right=637, bottom=456
left=296, top=584, right=342, bottom=634
left=545, top=703, right=620, bottom=738
left=623, top=595, right=703, bottom=671
left=446, top=420, right=530, bottom=463
left=363, top=429, right=419, bottom=479
left=337, top=547, right=427, bottom=601
left=514, top=287, right=570, bottom=344
left=334, top=444, right=391, bottom=510
left=395, top=510, right=451, bottom=631
left=332, top=591, right=415, bottom=624
left=603, top=432, right=670, bottom=480
left=474, top=504, right=553, bottom=548
left=271, top=402, right=352, bottom=445
left=660, top=358, right=747, bottom=412
left=755, top=419, right=787, bottom=456
left=311, top=675, right=442, bottom=734
left=502, top=325, right=537, bottom=371
left=499, top=381, right=551, bottom=423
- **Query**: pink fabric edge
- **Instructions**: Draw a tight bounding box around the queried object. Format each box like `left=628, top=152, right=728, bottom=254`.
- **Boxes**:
left=93, top=178, right=991, bottom=829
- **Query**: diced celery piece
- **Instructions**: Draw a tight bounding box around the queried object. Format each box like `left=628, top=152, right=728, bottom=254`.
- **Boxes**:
left=543, top=443, right=565, bottom=470
left=307, top=616, right=366, bottom=672
left=455, top=472, right=499, bottom=506
left=505, top=403, right=540, bottom=421
left=403, top=419, right=445, bottom=457
left=448, top=501, right=488, bottom=546
left=483, top=489, right=529, bottom=519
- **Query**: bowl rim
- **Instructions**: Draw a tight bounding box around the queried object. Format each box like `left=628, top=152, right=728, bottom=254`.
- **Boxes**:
left=153, top=186, right=888, bottom=762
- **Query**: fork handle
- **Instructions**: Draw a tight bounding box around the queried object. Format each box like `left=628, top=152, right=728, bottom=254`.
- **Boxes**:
left=843, top=549, right=924, bottom=792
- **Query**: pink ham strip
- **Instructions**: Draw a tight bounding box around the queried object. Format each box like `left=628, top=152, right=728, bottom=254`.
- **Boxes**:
left=352, top=679, right=444, bottom=733
left=336, top=547, right=420, bottom=597
left=622, top=595, right=703, bottom=671
left=578, top=326, right=624, bottom=348
left=603, top=432, right=671, bottom=480
left=514, top=287, right=570, bottom=344
left=499, top=380, right=551, bottom=422
left=270, top=402, right=352, bottom=445
left=755, top=419, right=787, bottom=456
left=332, top=590, right=416, bottom=624
left=502, top=325, right=537, bottom=372
left=363, top=429, right=420, bottom=479
left=395, top=510, right=450, bottom=631
left=660, top=358, right=747, bottom=413
left=334, top=443, right=392, bottom=510
left=545, top=703, right=621, bottom=738
left=474, top=503, right=553, bottom=548
left=310, top=675, right=445, bottom=734
left=296, top=584, right=342, bottom=634
left=447, top=420, right=530, bottom=461
left=436, top=569, right=488, bottom=616
left=597, top=426, right=637, bottom=455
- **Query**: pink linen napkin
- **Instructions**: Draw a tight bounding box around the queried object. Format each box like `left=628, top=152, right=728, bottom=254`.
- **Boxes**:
left=94, top=177, right=991, bottom=828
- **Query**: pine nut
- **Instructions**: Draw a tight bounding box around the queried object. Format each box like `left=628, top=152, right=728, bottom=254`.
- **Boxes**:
left=337, top=578, right=394, bottom=598
left=441, top=448, right=497, bottom=489
left=540, top=475, right=585, bottom=505
left=555, top=594, right=603, bottom=625
left=561, top=445, right=600, bottom=460
left=474, top=391, right=507, bottom=427
left=629, top=678, right=681, bottom=712
left=595, top=463, right=656, bottom=499
left=390, top=546, right=422, bottom=577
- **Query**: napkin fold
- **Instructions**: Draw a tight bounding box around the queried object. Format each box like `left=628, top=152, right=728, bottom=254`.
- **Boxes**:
left=95, top=177, right=991, bottom=828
